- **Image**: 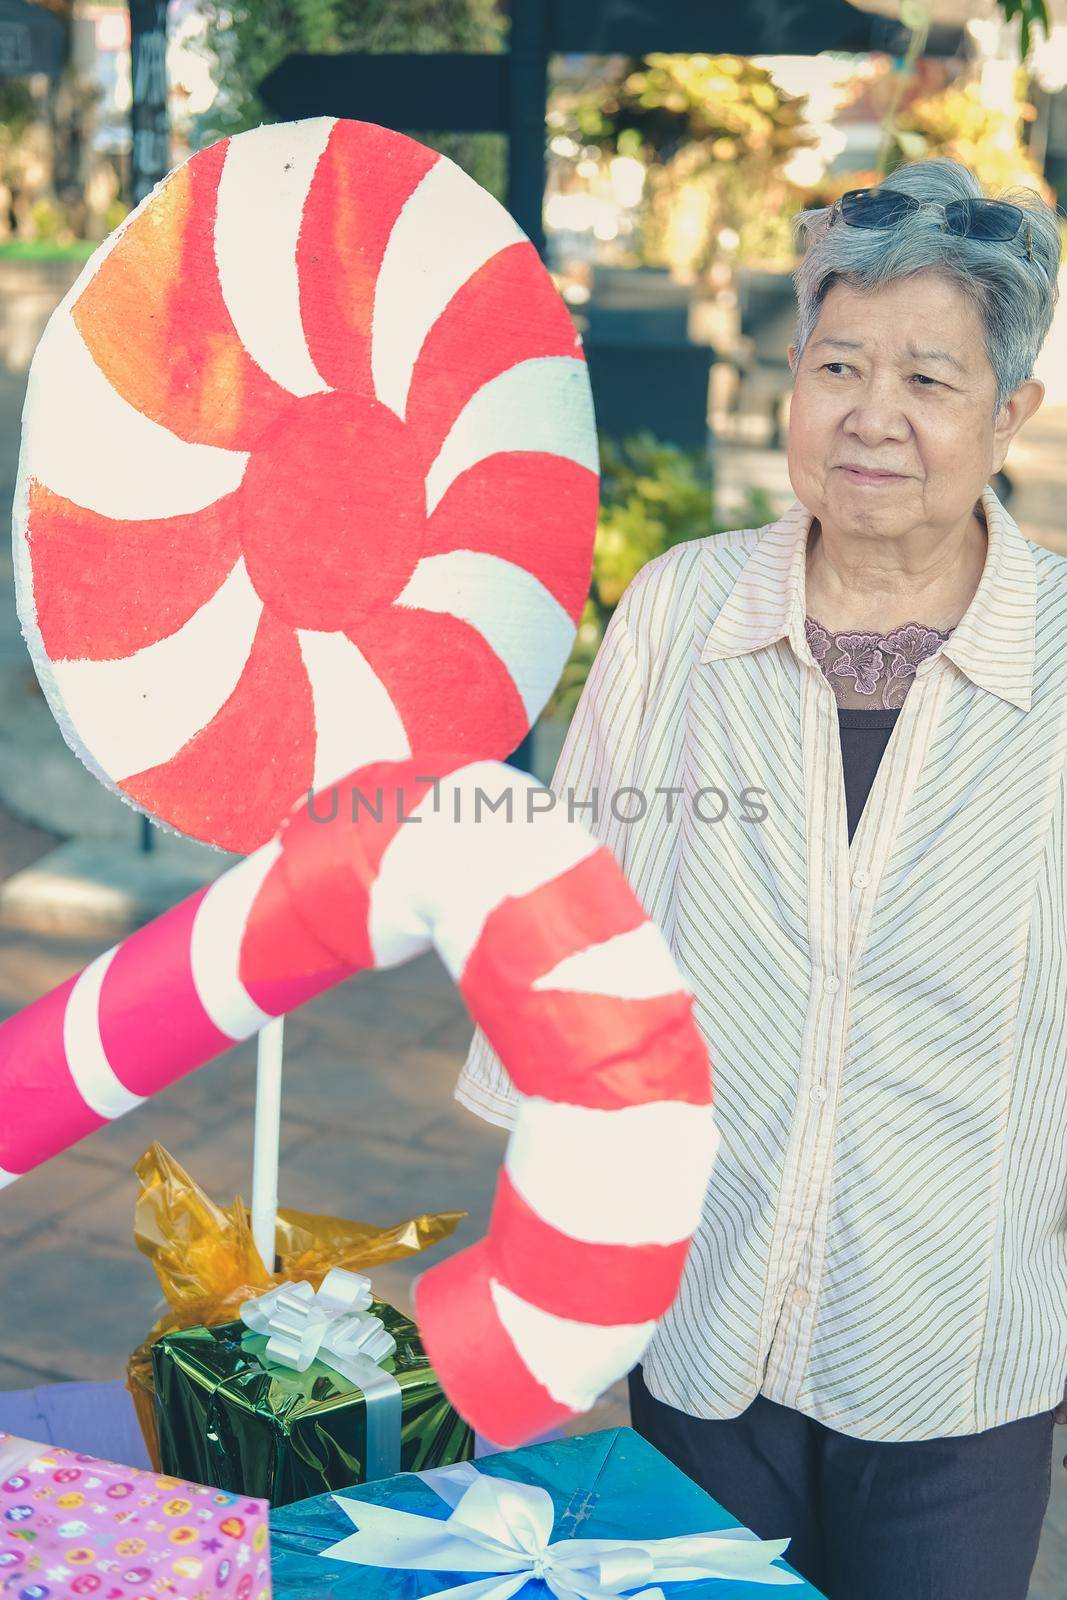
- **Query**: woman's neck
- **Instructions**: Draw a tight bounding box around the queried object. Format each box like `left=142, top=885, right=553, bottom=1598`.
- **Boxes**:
left=803, top=505, right=988, bottom=635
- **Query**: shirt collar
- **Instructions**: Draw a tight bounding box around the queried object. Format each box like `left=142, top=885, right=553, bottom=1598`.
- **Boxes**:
left=700, top=484, right=1036, bottom=712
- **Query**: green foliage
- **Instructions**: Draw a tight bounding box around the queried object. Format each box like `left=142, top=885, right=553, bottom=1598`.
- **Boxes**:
left=568, top=54, right=809, bottom=168
left=0, top=238, right=95, bottom=261
left=194, top=0, right=506, bottom=197
left=545, top=431, right=773, bottom=718
left=594, top=431, right=714, bottom=609
left=103, top=197, right=130, bottom=235
left=28, top=195, right=74, bottom=244
left=0, top=81, right=36, bottom=146
left=0, top=80, right=41, bottom=224
left=553, top=54, right=812, bottom=276
left=995, top=0, right=1050, bottom=58
left=885, top=78, right=1051, bottom=199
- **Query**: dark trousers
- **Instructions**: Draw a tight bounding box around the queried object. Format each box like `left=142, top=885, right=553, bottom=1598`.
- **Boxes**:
left=628, top=1366, right=1055, bottom=1600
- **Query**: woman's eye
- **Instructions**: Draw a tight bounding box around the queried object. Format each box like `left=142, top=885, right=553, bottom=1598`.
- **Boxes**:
left=820, top=363, right=941, bottom=387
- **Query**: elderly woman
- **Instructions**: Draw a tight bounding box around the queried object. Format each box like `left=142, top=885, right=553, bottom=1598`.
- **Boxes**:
left=457, top=157, right=1067, bottom=1599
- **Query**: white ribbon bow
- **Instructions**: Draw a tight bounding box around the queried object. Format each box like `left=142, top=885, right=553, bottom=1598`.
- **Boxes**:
left=322, top=1460, right=803, bottom=1597
left=239, top=1267, right=396, bottom=1383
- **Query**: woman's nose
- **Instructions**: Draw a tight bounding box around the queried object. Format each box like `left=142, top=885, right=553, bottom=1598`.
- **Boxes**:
left=843, top=386, right=911, bottom=446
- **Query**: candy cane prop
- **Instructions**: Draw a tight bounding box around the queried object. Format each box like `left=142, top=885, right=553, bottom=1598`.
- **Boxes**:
left=0, top=756, right=716, bottom=1447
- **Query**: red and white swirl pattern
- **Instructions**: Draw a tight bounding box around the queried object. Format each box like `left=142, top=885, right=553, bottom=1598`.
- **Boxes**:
left=14, top=119, right=598, bottom=853
left=0, top=756, right=715, bottom=1445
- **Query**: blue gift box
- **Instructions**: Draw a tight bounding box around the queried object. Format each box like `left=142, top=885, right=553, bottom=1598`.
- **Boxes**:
left=270, top=1426, right=827, bottom=1598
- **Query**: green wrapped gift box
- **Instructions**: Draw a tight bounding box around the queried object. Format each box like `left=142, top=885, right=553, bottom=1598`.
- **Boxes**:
left=152, top=1297, right=473, bottom=1507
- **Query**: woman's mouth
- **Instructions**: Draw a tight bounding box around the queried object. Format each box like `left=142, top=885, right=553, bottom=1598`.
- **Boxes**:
left=838, top=465, right=905, bottom=485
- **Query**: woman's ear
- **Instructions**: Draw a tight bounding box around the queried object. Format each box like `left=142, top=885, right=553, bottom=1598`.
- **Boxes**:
left=992, top=378, right=1044, bottom=473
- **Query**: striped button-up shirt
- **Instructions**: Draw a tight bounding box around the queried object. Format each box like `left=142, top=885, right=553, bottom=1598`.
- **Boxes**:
left=457, top=484, right=1067, bottom=1442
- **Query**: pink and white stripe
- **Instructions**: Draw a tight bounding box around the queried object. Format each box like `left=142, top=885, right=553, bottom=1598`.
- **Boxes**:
left=0, top=755, right=715, bottom=1445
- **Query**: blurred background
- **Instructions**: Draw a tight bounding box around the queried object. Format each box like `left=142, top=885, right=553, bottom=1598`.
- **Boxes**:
left=0, top=6, right=1064, bottom=1593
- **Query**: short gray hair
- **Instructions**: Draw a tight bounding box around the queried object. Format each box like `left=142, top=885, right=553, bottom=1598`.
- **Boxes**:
left=791, top=158, right=1062, bottom=412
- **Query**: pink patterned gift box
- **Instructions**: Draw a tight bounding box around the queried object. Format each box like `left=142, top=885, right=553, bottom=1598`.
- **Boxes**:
left=0, top=1432, right=271, bottom=1600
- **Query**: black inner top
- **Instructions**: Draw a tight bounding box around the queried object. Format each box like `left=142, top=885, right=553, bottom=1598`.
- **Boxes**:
left=837, top=707, right=901, bottom=845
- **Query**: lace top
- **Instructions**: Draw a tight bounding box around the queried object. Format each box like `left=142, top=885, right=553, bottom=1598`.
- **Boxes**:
left=804, top=616, right=955, bottom=710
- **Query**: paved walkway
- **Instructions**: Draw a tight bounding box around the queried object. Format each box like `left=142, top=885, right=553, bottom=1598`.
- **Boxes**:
left=1, top=396, right=1065, bottom=1594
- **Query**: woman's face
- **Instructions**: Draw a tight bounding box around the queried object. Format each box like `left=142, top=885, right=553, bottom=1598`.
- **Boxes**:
left=786, top=270, right=1041, bottom=545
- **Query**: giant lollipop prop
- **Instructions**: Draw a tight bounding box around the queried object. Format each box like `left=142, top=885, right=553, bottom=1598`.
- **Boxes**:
left=12, top=118, right=599, bottom=1264
left=15, top=119, right=598, bottom=852
left=0, top=757, right=716, bottom=1446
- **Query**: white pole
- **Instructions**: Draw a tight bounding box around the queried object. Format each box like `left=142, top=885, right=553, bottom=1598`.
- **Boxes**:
left=252, top=1016, right=285, bottom=1272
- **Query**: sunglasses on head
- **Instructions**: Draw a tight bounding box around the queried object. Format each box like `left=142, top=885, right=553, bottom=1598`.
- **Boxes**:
left=829, top=187, right=1034, bottom=262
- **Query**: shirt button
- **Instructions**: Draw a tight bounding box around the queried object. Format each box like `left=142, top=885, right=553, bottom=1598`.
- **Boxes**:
left=852, top=869, right=870, bottom=888
left=823, top=974, right=839, bottom=995
left=810, top=1083, right=827, bottom=1105
left=792, top=1286, right=810, bottom=1308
